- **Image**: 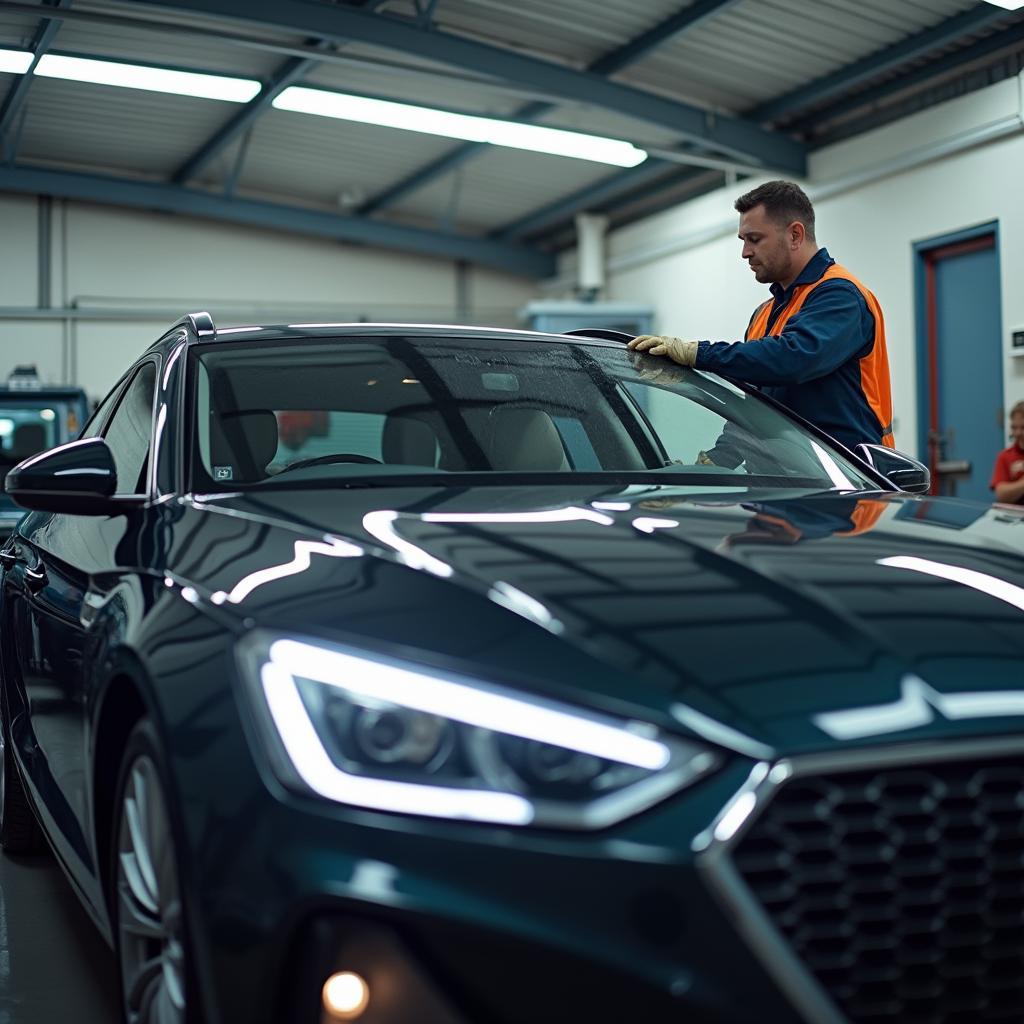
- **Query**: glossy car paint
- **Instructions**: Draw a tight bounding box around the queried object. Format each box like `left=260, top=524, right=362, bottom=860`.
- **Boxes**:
left=2, top=322, right=1023, bottom=1024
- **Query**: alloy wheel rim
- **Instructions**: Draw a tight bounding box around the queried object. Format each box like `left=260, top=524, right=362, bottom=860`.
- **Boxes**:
left=116, top=754, right=187, bottom=1024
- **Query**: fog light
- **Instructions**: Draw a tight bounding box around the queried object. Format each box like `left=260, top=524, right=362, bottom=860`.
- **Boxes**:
left=322, top=971, right=370, bottom=1020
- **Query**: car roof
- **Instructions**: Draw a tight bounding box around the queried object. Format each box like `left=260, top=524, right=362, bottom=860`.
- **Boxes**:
left=206, top=323, right=628, bottom=346
left=154, top=313, right=633, bottom=353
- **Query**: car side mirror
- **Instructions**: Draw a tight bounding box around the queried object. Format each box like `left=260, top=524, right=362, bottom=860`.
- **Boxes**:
left=4, top=437, right=122, bottom=513
left=855, top=443, right=931, bottom=493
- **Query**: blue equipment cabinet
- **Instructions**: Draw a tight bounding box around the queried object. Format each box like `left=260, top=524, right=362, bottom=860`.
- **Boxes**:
left=523, top=301, right=653, bottom=337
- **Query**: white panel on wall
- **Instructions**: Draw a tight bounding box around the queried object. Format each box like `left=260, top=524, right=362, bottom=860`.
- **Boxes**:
left=0, top=197, right=38, bottom=306
left=62, top=204, right=460, bottom=314
left=72, top=321, right=188, bottom=403
left=0, top=323, right=65, bottom=385
left=0, top=196, right=543, bottom=400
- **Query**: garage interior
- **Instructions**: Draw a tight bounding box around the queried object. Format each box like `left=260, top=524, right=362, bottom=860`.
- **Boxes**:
left=2, top=0, right=1024, bottom=1019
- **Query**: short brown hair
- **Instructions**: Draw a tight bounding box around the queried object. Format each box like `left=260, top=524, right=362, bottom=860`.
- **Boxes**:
left=735, top=180, right=816, bottom=241
left=1010, top=400, right=1024, bottom=420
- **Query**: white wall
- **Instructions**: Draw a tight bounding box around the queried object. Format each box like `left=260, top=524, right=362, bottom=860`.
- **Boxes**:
left=554, top=73, right=1024, bottom=458
left=0, top=198, right=539, bottom=402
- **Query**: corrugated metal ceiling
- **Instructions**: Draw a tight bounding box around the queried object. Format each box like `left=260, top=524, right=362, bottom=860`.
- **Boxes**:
left=0, top=0, right=1021, bottom=269
left=385, top=144, right=617, bottom=233
left=618, top=0, right=982, bottom=115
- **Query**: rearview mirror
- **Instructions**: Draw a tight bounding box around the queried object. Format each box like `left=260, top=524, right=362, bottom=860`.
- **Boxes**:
left=855, top=443, right=930, bottom=493
left=4, top=437, right=122, bottom=514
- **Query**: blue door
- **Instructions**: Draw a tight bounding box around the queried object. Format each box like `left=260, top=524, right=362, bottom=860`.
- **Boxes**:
left=923, top=232, right=1004, bottom=503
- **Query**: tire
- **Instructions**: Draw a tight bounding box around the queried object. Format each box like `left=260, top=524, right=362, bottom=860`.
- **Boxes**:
left=0, top=685, right=44, bottom=854
left=111, top=718, right=201, bottom=1024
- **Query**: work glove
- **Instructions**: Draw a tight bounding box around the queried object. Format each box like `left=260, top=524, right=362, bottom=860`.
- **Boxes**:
left=627, top=334, right=699, bottom=366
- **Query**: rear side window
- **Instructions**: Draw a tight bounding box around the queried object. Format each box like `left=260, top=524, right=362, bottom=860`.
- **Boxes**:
left=103, top=363, right=156, bottom=495
left=82, top=380, right=127, bottom=440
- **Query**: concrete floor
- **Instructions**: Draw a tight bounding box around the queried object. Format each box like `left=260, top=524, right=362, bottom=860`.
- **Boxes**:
left=0, top=848, right=119, bottom=1022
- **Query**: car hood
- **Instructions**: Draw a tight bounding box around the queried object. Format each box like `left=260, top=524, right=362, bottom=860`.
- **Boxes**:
left=183, top=485, right=1024, bottom=754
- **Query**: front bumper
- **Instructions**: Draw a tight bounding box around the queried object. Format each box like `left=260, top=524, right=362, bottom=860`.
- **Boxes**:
left=181, top=757, right=802, bottom=1024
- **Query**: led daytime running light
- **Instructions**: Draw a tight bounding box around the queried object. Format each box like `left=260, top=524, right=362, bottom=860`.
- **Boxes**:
left=270, top=639, right=669, bottom=771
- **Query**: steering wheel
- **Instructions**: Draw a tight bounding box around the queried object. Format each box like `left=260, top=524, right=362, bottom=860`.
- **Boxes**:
left=279, top=453, right=383, bottom=473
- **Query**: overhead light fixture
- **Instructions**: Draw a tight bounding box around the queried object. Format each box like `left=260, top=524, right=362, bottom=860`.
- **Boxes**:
left=33, top=53, right=261, bottom=103
left=273, top=86, right=647, bottom=167
left=982, top=0, right=1024, bottom=9
left=0, top=48, right=33, bottom=75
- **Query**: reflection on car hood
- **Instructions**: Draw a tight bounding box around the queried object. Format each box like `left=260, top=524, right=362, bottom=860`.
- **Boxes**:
left=184, top=485, right=1024, bottom=754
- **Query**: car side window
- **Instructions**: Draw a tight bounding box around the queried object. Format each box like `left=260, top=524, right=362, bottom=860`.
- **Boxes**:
left=103, top=363, right=157, bottom=495
left=81, top=379, right=128, bottom=440
left=621, top=380, right=736, bottom=466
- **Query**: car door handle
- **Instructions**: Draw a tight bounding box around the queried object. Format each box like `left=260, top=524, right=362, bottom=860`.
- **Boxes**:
left=24, top=564, right=48, bottom=593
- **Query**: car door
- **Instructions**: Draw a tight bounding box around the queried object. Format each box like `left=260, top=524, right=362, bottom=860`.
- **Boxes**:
left=3, top=361, right=158, bottom=891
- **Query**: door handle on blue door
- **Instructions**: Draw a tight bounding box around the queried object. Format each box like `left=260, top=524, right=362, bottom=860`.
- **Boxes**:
left=24, top=565, right=47, bottom=592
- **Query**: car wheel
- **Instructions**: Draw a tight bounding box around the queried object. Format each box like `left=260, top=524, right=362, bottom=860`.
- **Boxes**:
left=112, top=719, right=199, bottom=1024
left=0, top=687, right=43, bottom=853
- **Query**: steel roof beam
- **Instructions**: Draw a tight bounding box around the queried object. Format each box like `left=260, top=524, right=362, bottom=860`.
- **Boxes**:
left=749, top=3, right=1015, bottom=124
left=492, top=160, right=676, bottom=242
left=358, top=0, right=744, bottom=215
left=510, top=3, right=1022, bottom=247
left=131, top=0, right=805, bottom=173
left=0, top=165, right=554, bottom=278
left=0, top=0, right=70, bottom=139
left=798, top=17, right=1024, bottom=136
left=171, top=53, right=317, bottom=184
left=173, top=0, right=392, bottom=185
left=588, top=0, right=744, bottom=76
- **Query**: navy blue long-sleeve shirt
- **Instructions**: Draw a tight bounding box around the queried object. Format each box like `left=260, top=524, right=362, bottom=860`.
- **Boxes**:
left=695, top=248, right=884, bottom=451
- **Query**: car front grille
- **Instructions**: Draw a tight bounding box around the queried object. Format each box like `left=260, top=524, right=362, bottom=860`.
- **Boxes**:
left=732, top=755, right=1024, bottom=1023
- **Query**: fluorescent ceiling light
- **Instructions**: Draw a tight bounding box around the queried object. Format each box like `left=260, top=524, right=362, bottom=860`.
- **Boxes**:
left=0, top=49, right=34, bottom=75
left=982, top=0, right=1024, bottom=10
left=273, top=86, right=647, bottom=167
left=34, top=54, right=260, bottom=103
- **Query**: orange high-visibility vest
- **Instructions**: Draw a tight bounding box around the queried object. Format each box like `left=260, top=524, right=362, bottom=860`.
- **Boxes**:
left=746, top=265, right=895, bottom=448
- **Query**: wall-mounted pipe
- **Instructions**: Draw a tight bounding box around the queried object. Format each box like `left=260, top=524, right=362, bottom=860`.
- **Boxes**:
left=37, top=195, right=51, bottom=309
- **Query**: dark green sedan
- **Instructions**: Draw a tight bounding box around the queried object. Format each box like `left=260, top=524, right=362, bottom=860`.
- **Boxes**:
left=2, top=314, right=1023, bottom=1024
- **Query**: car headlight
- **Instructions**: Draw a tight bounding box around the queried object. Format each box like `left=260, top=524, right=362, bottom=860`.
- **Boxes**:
left=238, top=633, right=717, bottom=829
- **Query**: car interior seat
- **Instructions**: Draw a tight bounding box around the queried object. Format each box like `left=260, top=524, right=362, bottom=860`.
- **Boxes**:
left=210, top=409, right=279, bottom=482
left=382, top=414, right=439, bottom=467
left=486, top=406, right=570, bottom=471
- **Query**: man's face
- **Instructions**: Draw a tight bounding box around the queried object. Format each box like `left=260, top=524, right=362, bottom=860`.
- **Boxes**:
left=1010, top=414, right=1024, bottom=449
left=738, top=205, right=793, bottom=285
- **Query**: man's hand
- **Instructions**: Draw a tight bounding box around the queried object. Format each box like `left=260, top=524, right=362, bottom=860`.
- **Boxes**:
left=628, top=334, right=699, bottom=366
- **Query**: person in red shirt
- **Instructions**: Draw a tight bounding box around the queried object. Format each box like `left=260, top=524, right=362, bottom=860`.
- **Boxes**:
left=990, top=400, right=1024, bottom=504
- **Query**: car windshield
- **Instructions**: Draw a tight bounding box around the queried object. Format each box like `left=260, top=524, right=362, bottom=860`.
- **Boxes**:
left=188, top=334, right=875, bottom=492
left=0, top=397, right=79, bottom=489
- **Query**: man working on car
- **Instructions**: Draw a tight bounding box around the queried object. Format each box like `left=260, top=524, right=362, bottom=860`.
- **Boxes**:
left=628, top=180, right=894, bottom=460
